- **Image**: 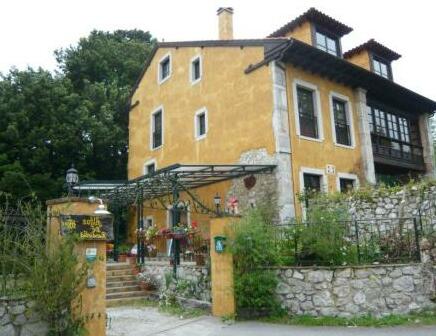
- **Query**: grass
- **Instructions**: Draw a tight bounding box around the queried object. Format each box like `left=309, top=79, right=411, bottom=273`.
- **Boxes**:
left=260, top=309, right=436, bottom=327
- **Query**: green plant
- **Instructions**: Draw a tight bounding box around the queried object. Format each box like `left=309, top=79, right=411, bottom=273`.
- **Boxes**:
left=0, top=200, right=88, bottom=335
left=118, top=243, right=131, bottom=254
left=229, top=208, right=281, bottom=315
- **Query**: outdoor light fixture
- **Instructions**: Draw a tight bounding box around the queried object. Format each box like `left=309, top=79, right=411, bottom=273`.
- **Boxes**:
left=65, top=164, right=79, bottom=195
left=88, top=196, right=111, bottom=215
left=213, top=193, right=221, bottom=215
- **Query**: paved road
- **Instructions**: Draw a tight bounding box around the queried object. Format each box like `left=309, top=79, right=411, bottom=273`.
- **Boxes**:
left=107, top=306, right=436, bottom=336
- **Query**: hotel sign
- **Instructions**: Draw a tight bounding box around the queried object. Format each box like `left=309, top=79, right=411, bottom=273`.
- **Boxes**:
left=60, top=215, right=114, bottom=240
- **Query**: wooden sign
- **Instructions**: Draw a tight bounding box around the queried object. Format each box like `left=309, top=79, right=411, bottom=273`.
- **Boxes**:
left=60, top=215, right=114, bottom=240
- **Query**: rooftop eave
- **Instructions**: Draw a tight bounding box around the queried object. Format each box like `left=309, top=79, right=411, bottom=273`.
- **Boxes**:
left=248, top=39, right=436, bottom=113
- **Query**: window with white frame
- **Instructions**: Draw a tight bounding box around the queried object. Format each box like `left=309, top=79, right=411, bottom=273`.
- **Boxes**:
left=194, top=108, right=207, bottom=139
left=190, top=56, right=202, bottom=84
left=151, top=108, right=163, bottom=149
left=293, top=80, right=322, bottom=140
left=158, top=54, right=171, bottom=83
left=330, top=93, right=354, bottom=147
left=145, top=216, right=154, bottom=228
left=143, top=160, right=156, bottom=175
left=337, top=173, right=358, bottom=193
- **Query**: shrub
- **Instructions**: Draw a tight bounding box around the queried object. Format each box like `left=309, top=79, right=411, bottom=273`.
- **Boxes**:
left=0, top=200, right=87, bottom=336
left=229, top=208, right=281, bottom=315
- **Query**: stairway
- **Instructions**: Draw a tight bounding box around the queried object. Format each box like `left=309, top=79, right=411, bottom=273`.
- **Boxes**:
left=106, top=262, right=150, bottom=307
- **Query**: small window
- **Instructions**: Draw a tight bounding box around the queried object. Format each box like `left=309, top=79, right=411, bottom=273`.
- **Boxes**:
left=297, top=86, right=318, bottom=139
left=145, top=217, right=153, bottom=228
left=194, top=108, right=207, bottom=140
left=144, top=162, right=156, bottom=175
left=339, top=178, right=355, bottom=193
left=332, top=98, right=351, bottom=146
left=151, top=109, right=163, bottom=149
left=315, top=31, right=339, bottom=56
left=372, top=58, right=389, bottom=79
left=191, top=56, right=201, bottom=83
left=303, top=173, right=322, bottom=193
left=159, top=55, right=171, bottom=83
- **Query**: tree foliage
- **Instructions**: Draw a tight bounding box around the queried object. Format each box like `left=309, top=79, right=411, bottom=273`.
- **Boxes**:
left=0, top=29, right=155, bottom=202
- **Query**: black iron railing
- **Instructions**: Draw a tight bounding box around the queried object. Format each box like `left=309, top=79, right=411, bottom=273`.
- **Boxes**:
left=271, top=216, right=435, bottom=266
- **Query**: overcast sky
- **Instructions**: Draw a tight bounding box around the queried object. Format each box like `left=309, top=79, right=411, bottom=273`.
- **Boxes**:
left=1, top=0, right=434, bottom=101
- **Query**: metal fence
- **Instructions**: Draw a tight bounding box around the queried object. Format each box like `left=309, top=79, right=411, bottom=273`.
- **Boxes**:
left=271, top=215, right=435, bottom=266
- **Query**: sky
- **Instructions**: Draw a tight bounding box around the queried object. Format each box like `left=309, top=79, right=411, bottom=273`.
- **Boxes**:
left=1, top=0, right=435, bottom=100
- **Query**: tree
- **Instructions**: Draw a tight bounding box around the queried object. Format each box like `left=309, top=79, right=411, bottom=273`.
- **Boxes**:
left=0, top=29, right=155, bottom=202
left=55, top=29, right=155, bottom=183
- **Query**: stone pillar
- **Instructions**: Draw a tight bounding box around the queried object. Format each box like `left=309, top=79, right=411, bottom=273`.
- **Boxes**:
left=354, top=88, right=376, bottom=185
left=210, top=217, right=235, bottom=317
left=46, top=198, right=107, bottom=336
left=418, top=113, right=435, bottom=177
left=271, top=61, right=295, bottom=221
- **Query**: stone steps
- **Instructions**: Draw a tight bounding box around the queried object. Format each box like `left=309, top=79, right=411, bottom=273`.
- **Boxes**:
left=105, top=262, right=150, bottom=306
left=107, top=269, right=135, bottom=276
left=107, top=274, right=137, bottom=282
left=106, top=285, right=140, bottom=294
left=106, top=280, right=138, bottom=288
left=106, top=290, right=148, bottom=300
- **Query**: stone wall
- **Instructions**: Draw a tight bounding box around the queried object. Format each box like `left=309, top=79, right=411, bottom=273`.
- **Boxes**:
left=0, top=297, right=47, bottom=336
left=275, top=264, right=435, bottom=317
left=140, top=261, right=211, bottom=302
left=340, top=185, right=436, bottom=222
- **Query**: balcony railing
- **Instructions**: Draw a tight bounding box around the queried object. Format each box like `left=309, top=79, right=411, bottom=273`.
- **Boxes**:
left=371, top=134, right=424, bottom=169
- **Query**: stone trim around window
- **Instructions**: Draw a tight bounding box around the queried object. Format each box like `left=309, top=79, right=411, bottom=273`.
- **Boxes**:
left=328, top=91, right=356, bottom=149
left=299, top=166, right=327, bottom=193
left=190, top=55, right=202, bottom=85
left=292, top=79, right=324, bottom=142
left=143, top=158, right=157, bottom=175
left=336, top=172, right=359, bottom=192
left=157, top=52, right=172, bottom=85
left=194, top=107, right=208, bottom=141
left=150, top=105, right=164, bottom=151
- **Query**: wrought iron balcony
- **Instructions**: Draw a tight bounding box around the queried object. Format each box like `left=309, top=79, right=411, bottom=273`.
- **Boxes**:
left=371, top=134, right=424, bottom=170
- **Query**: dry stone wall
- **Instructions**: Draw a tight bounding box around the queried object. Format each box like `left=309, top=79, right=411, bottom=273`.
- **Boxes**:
left=344, top=186, right=436, bottom=222
left=275, top=264, right=435, bottom=317
left=0, top=297, right=47, bottom=336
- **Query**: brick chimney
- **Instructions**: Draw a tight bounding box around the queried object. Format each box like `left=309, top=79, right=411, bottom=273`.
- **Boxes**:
left=217, top=7, right=234, bottom=40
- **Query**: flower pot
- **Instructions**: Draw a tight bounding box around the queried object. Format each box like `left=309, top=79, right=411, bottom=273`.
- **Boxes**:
left=118, top=254, right=127, bottom=262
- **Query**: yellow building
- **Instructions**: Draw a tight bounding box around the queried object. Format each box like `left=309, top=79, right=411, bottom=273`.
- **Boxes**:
left=124, top=7, right=436, bottom=245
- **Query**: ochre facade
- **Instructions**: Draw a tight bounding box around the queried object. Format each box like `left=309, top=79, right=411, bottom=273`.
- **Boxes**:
left=345, top=49, right=372, bottom=70
left=127, top=7, right=435, bottom=243
left=284, top=21, right=313, bottom=44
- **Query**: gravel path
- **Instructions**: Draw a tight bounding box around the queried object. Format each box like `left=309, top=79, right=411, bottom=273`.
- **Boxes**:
left=107, top=306, right=436, bottom=336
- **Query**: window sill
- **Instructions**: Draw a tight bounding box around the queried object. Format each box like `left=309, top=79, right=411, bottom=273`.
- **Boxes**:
left=298, top=135, right=324, bottom=143
left=195, top=134, right=207, bottom=141
left=334, top=143, right=355, bottom=150
left=151, top=145, right=163, bottom=151
left=158, top=75, right=171, bottom=85
left=191, top=78, right=201, bottom=86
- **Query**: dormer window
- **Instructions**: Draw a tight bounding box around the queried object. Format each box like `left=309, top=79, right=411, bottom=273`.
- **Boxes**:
left=315, top=30, right=340, bottom=56
left=372, top=56, right=390, bottom=79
